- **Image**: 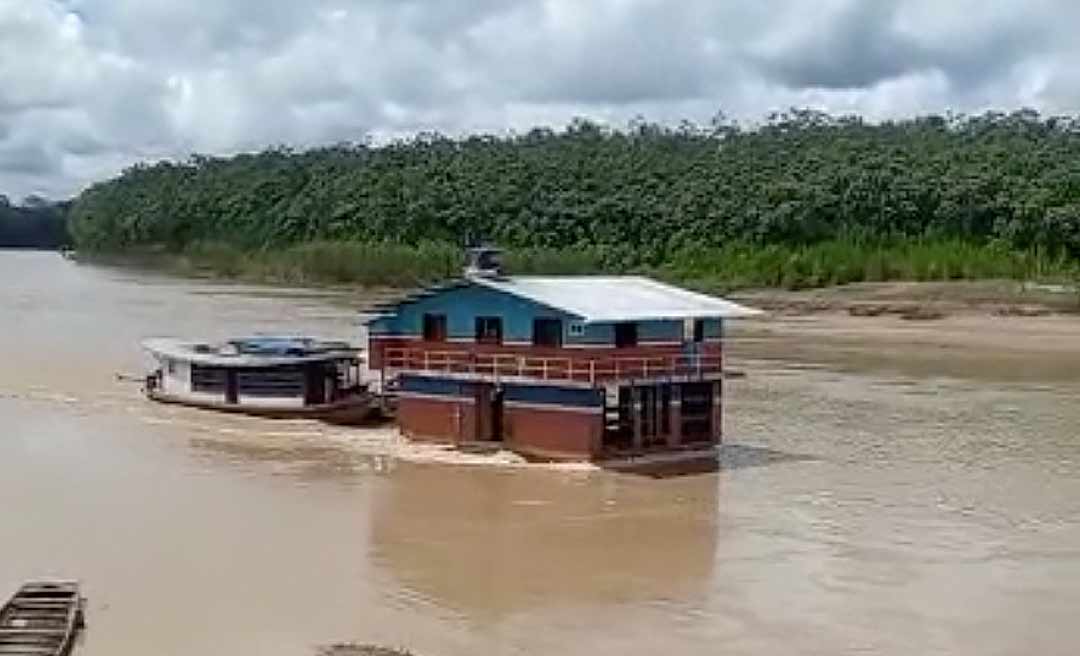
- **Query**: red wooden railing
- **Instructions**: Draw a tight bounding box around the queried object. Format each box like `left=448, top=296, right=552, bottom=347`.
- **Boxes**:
left=382, top=347, right=722, bottom=384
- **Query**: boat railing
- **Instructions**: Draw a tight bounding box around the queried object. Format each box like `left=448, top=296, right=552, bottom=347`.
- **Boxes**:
left=382, top=347, right=722, bottom=384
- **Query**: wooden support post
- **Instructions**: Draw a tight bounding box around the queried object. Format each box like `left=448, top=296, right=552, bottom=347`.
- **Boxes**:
left=632, top=387, right=644, bottom=451
left=712, top=380, right=723, bottom=444
left=668, top=384, right=682, bottom=448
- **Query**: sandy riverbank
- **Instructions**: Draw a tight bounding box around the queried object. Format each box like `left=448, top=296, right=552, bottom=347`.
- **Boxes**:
left=728, top=281, right=1080, bottom=382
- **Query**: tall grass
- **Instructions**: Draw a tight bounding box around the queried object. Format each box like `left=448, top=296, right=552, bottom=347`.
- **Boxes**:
left=182, top=241, right=463, bottom=287
left=659, top=238, right=1078, bottom=291
left=106, top=237, right=1076, bottom=290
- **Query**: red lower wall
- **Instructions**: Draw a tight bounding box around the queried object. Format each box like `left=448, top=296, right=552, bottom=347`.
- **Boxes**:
left=506, top=406, right=602, bottom=460
left=397, top=396, right=476, bottom=443
left=396, top=384, right=720, bottom=460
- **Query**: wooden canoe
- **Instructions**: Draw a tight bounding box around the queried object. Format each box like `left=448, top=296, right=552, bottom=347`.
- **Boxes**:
left=0, top=581, right=84, bottom=656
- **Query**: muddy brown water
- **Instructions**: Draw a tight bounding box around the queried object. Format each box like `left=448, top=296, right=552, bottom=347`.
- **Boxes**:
left=2, top=251, right=1079, bottom=655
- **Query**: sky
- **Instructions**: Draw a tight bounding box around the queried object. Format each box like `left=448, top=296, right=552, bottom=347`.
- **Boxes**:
left=1, top=0, right=1078, bottom=199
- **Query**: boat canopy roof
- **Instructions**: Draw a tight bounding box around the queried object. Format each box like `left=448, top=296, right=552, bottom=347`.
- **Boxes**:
left=143, top=336, right=360, bottom=368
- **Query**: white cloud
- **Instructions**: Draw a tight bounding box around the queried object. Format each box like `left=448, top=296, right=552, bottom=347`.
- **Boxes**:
left=1, top=0, right=1078, bottom=199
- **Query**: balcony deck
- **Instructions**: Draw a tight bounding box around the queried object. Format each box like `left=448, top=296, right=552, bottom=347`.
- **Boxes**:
left=382, top=346, right=723, bottom=386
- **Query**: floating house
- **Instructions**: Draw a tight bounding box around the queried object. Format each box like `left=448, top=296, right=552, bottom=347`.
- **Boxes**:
left=142, top=336, right=371, bottom=422
left=364, top=249, right=760, bottom=461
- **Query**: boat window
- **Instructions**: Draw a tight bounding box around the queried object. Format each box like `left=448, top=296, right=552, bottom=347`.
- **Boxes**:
left=238, top=367, right=305, bottom=398
left=614, top=322, right=638, bottom=348
left=422, top=313, right=447, bottom=342
left=475, top=316, right=503, bottom=345
left=533, top=318, right=563, bottom=347
left=191, top=365, right=227, bottom=393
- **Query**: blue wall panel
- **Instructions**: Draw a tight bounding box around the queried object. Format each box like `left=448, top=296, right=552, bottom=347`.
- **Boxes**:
left=373, top=284, right=577, bottom=343
left=368, top=282, right=727, bottom=346
left=400, top=375, right=471, bottom=397
left=503, top=384, right=603, bottom=408
left=705, top=318, right=723, bottom=340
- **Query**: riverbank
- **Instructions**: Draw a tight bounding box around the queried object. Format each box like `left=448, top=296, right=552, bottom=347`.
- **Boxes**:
left=726, top=281, right=1080, bottom=382
left=75, top=245, right=1080, bottom=319
left=730, top=279, right=1080, bottom=316
left=73, top=236, right=1080, bottom=295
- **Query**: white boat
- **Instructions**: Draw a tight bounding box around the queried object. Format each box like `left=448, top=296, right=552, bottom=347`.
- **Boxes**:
left=142, top=336, right=373, bottom=423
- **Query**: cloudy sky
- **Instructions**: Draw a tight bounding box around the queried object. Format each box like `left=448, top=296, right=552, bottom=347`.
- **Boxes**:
left=2, top=0, right=1078, bottom=199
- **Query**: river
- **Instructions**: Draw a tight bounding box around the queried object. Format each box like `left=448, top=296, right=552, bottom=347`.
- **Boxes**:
left=2, top=251, right=1079, bottom=655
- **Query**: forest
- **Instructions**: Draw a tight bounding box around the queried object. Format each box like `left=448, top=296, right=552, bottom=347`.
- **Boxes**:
left=0, top=196, right=69, bottom=249
left=68, top=109, right=1080, bottom=288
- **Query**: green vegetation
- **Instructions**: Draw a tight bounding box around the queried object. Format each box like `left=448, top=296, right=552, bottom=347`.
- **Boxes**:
left=69, top=109, right=1080, bottom=288
left=659, top=238, right=1075, bottom=291
left=0, top=195, right=69, bottom=248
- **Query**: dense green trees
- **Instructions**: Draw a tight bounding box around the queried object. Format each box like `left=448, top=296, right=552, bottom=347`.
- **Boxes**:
left=0, top=196, right=69, bottom=248
left=68, top=110, right=1080, bottom=286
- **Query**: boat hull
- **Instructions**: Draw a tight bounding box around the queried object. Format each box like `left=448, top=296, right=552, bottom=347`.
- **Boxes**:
left=0, top=580, right=84, bottom=656
left=147, top=389, right=376, bottom=424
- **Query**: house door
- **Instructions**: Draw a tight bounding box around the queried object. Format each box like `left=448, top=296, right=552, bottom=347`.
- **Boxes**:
left=680, top=382, right=714, bottom=443
left=474, top=383, right=503, bottom=442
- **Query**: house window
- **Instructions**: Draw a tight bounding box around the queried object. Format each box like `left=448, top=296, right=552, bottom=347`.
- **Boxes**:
left=475, top=316, right=503, bottom=345
left=614, top=322, right=638, bottom=348
left=693, top=319, right=705, bottom=343
left=533, top=318, right=563, bottom=347
left=422, top=313, right=447, bottom=342
left=569, top=322, right=585, bottom=337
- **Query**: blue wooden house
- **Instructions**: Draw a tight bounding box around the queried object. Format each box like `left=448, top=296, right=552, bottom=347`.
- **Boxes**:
left=364, top=249, right=760, bottom=460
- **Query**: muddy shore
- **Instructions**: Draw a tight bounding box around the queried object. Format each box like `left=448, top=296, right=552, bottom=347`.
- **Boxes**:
left=727, top=281, right=1080, bottom=382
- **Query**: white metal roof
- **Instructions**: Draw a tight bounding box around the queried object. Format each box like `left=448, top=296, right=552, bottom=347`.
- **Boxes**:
left=469, top=275, right=762, bottom=323
left=142, top=337, right=359, bottom=368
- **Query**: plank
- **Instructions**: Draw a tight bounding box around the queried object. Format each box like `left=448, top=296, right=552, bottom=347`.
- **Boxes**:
left=2, top=613, right=66, bottom=622
left=0, top=641, right=59, bottom=648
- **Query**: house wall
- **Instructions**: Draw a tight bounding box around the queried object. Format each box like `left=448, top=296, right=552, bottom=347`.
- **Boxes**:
left=505, top=407, right=602, bottom=460
left=502, top=384, right=603, bottom=459
left=397, top=396, right=475, bottom=443
left=367, top=281, right=724, bottom=349
left=369, top=284, right=577, bottom=344
left=396, top=376, right=476, bottom=442
left=396, top=375, right=604, bottom=457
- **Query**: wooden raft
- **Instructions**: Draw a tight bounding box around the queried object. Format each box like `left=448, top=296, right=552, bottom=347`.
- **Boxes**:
left=0, top=581, right=84, bottom=656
